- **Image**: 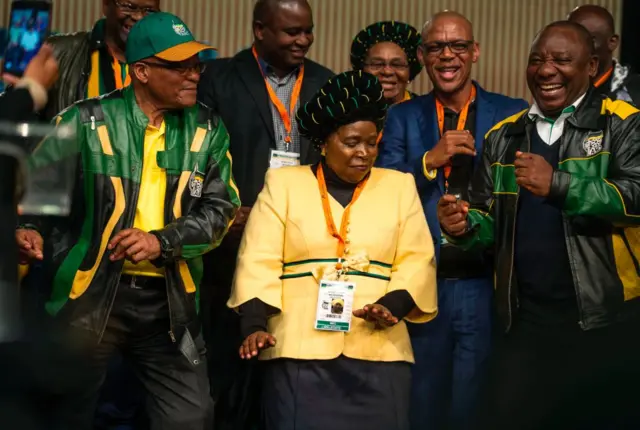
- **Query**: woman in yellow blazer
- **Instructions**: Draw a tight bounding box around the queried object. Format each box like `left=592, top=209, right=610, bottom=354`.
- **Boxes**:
left=228, top=71, right=437, bottom=430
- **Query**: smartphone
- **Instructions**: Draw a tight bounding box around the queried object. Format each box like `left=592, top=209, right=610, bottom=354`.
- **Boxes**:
left=2, top=1, right=53, bottom=78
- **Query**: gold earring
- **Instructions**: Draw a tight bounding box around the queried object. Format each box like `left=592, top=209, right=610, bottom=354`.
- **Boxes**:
left=321, top=148, right=326, bottom=156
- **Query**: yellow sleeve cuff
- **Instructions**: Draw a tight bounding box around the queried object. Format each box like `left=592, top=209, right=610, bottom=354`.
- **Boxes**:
left=422, top=152, right=437, bottom=181
left=18, top=264, right=30, bottom=283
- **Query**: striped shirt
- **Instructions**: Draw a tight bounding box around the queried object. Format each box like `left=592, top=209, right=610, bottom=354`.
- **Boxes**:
left=257, top=57, right=302, bottom=154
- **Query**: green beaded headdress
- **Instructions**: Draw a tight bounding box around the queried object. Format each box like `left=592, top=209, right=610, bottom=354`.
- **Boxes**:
left=350, top=21, right=423, bottom=81
left=296, top=71, right=388, bottom=146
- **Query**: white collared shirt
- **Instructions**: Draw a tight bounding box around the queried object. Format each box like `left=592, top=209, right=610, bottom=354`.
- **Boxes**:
left=527, top=93, right=586, bottom=145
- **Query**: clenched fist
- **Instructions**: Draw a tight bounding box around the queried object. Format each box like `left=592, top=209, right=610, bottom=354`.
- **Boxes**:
left=514, top=151, right=553, bottom=197
left=437, top=194, right=470, bottom=237
left=423, top=130, right=477, bottom=170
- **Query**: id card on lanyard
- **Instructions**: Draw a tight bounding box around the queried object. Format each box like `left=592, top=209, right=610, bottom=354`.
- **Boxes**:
left=314, top=164, right=369, bottom=332
left=436, top=85, right=476, bottom=193
left=252, top=46, right=303, bottom=167
left=315, top=280, right=356, bottom=332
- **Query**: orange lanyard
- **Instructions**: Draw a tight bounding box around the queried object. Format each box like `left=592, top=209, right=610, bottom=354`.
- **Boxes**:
left=317, top=164, right=369, bottom=271
left=436, top=85, right=476, bottom=189
left=594, top=66, right=613, bottom=88
left=376, top=91, right=412, bottom=144
left=108, top=46, right=131, bottom=89
left=252, top=45, right=304, bottom=145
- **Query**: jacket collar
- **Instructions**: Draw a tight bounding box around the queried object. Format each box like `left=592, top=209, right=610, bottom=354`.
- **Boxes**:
left=89, top=18, right=107, bottom=51
left=254, top=50, right=301, bottom=80
left=528, top=93, right=584, bottom=122
left=122, top=85, right=186, bottom=130
left=123, top=86, right=150, bottom=128
left=235, top=47, right=316, bottom=162
left=507, top=87, right=605, bottom=136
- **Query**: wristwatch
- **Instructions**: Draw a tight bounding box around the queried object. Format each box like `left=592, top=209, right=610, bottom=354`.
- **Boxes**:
left=151, top=231, right=174, bottom=260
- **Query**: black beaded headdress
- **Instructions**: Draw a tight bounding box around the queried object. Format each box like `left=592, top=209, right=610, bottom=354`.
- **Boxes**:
left=296, top=71, right=388, bottom=146
left=350, top=21, right=423, bottom=81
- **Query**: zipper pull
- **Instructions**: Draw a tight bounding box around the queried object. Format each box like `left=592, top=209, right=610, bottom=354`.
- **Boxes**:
left=207, top=119, right=212, bottom=131
left=90, top=115, right=96, bottom=130
left=168, top=330, right=176, bottom=343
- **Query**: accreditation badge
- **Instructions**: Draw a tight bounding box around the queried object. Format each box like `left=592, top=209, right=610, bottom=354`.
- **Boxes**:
left=314, top=279, right=356, bottom=332
left=269, top=149, right=300, bottom=169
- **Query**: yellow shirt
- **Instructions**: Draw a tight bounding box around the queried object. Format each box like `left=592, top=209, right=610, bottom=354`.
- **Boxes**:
left=122, top=122, right=167, bottom=277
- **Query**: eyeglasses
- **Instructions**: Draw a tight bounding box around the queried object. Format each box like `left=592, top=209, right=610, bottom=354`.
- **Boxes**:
left=363, top=61, right=410, bottom=73
left=141, top=61, right=207, bottom=76
left=421, top=40, right=474, bottom=55
left=113, top=0, right=160, bottom=16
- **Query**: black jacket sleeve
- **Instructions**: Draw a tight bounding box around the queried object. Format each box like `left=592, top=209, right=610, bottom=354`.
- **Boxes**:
left=152, top=117, right=240, bottom=261
left=239, top=298, right=281, bottom=339
left=376, top=290, right=416, bottom=321
left=0, top=88, right=34, bottom=123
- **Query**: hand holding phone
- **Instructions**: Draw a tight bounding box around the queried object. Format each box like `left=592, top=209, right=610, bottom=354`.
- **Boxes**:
left=3, top=43, right=58, bottom=86
left=22, top=43, right=58, bottom=88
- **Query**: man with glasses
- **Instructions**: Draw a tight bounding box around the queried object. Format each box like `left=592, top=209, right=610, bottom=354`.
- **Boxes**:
left=19, top=12, right=239, bottom=430
left=376, top=10, right=528, bottom=430
left=41, top=0, right=160, bottom=119
left=11, top=1, right=160, bottom=428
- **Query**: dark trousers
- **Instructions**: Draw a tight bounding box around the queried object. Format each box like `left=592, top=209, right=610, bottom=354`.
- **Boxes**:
left=479, top=318, right=640, bottom=430
left=262, top=356, right=411, bottom=430
left=201, top=236, right=261, bottom=430
left=94, top=354, right=147, bottom=430
left=408, top=277, right=493, bottom=430
left=44, top=277, right=213, bottom=430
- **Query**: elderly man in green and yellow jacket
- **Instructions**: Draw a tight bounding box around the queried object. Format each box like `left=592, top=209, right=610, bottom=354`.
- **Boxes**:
left=16, top=13, right=239, bottom=430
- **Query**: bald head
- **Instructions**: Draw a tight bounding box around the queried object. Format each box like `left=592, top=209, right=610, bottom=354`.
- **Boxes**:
left=567, top=4, right=615, bottom=34
left=533, top=21, right=595, bottom=56
left=527, top=20, right=598, bottom=118
left=253, top=0, right=310, bottom=24
left=422, top=11, right=474, bottom=42
left=252, top=0, right=314, bottom=74
left=567, top=4, right=618, bottom=76
left=418, top=11, right=479, bottom=99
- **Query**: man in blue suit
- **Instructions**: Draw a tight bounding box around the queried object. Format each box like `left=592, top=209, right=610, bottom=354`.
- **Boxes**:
left=377, top=11, right=528, bottom=430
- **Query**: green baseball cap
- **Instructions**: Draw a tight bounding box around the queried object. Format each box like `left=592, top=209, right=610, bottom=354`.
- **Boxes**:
left=125, top=12, right=214, bottom=64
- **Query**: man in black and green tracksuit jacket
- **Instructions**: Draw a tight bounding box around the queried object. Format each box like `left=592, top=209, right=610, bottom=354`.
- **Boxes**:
left=17, top=13, right=240, bottom=430
left=438, top=21, right=640, bottom=430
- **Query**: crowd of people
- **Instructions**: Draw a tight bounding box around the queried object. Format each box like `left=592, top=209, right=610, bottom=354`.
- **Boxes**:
left=2, top=0, right=640, bottom=429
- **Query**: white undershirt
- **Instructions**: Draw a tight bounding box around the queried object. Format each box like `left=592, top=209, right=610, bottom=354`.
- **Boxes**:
left=527, top=93, right=586, bottom=145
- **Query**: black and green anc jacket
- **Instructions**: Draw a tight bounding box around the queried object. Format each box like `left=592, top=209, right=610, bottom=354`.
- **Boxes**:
left=447, top=88, right=640, bottom=332
left=28, top=85, right=240, bottom=350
